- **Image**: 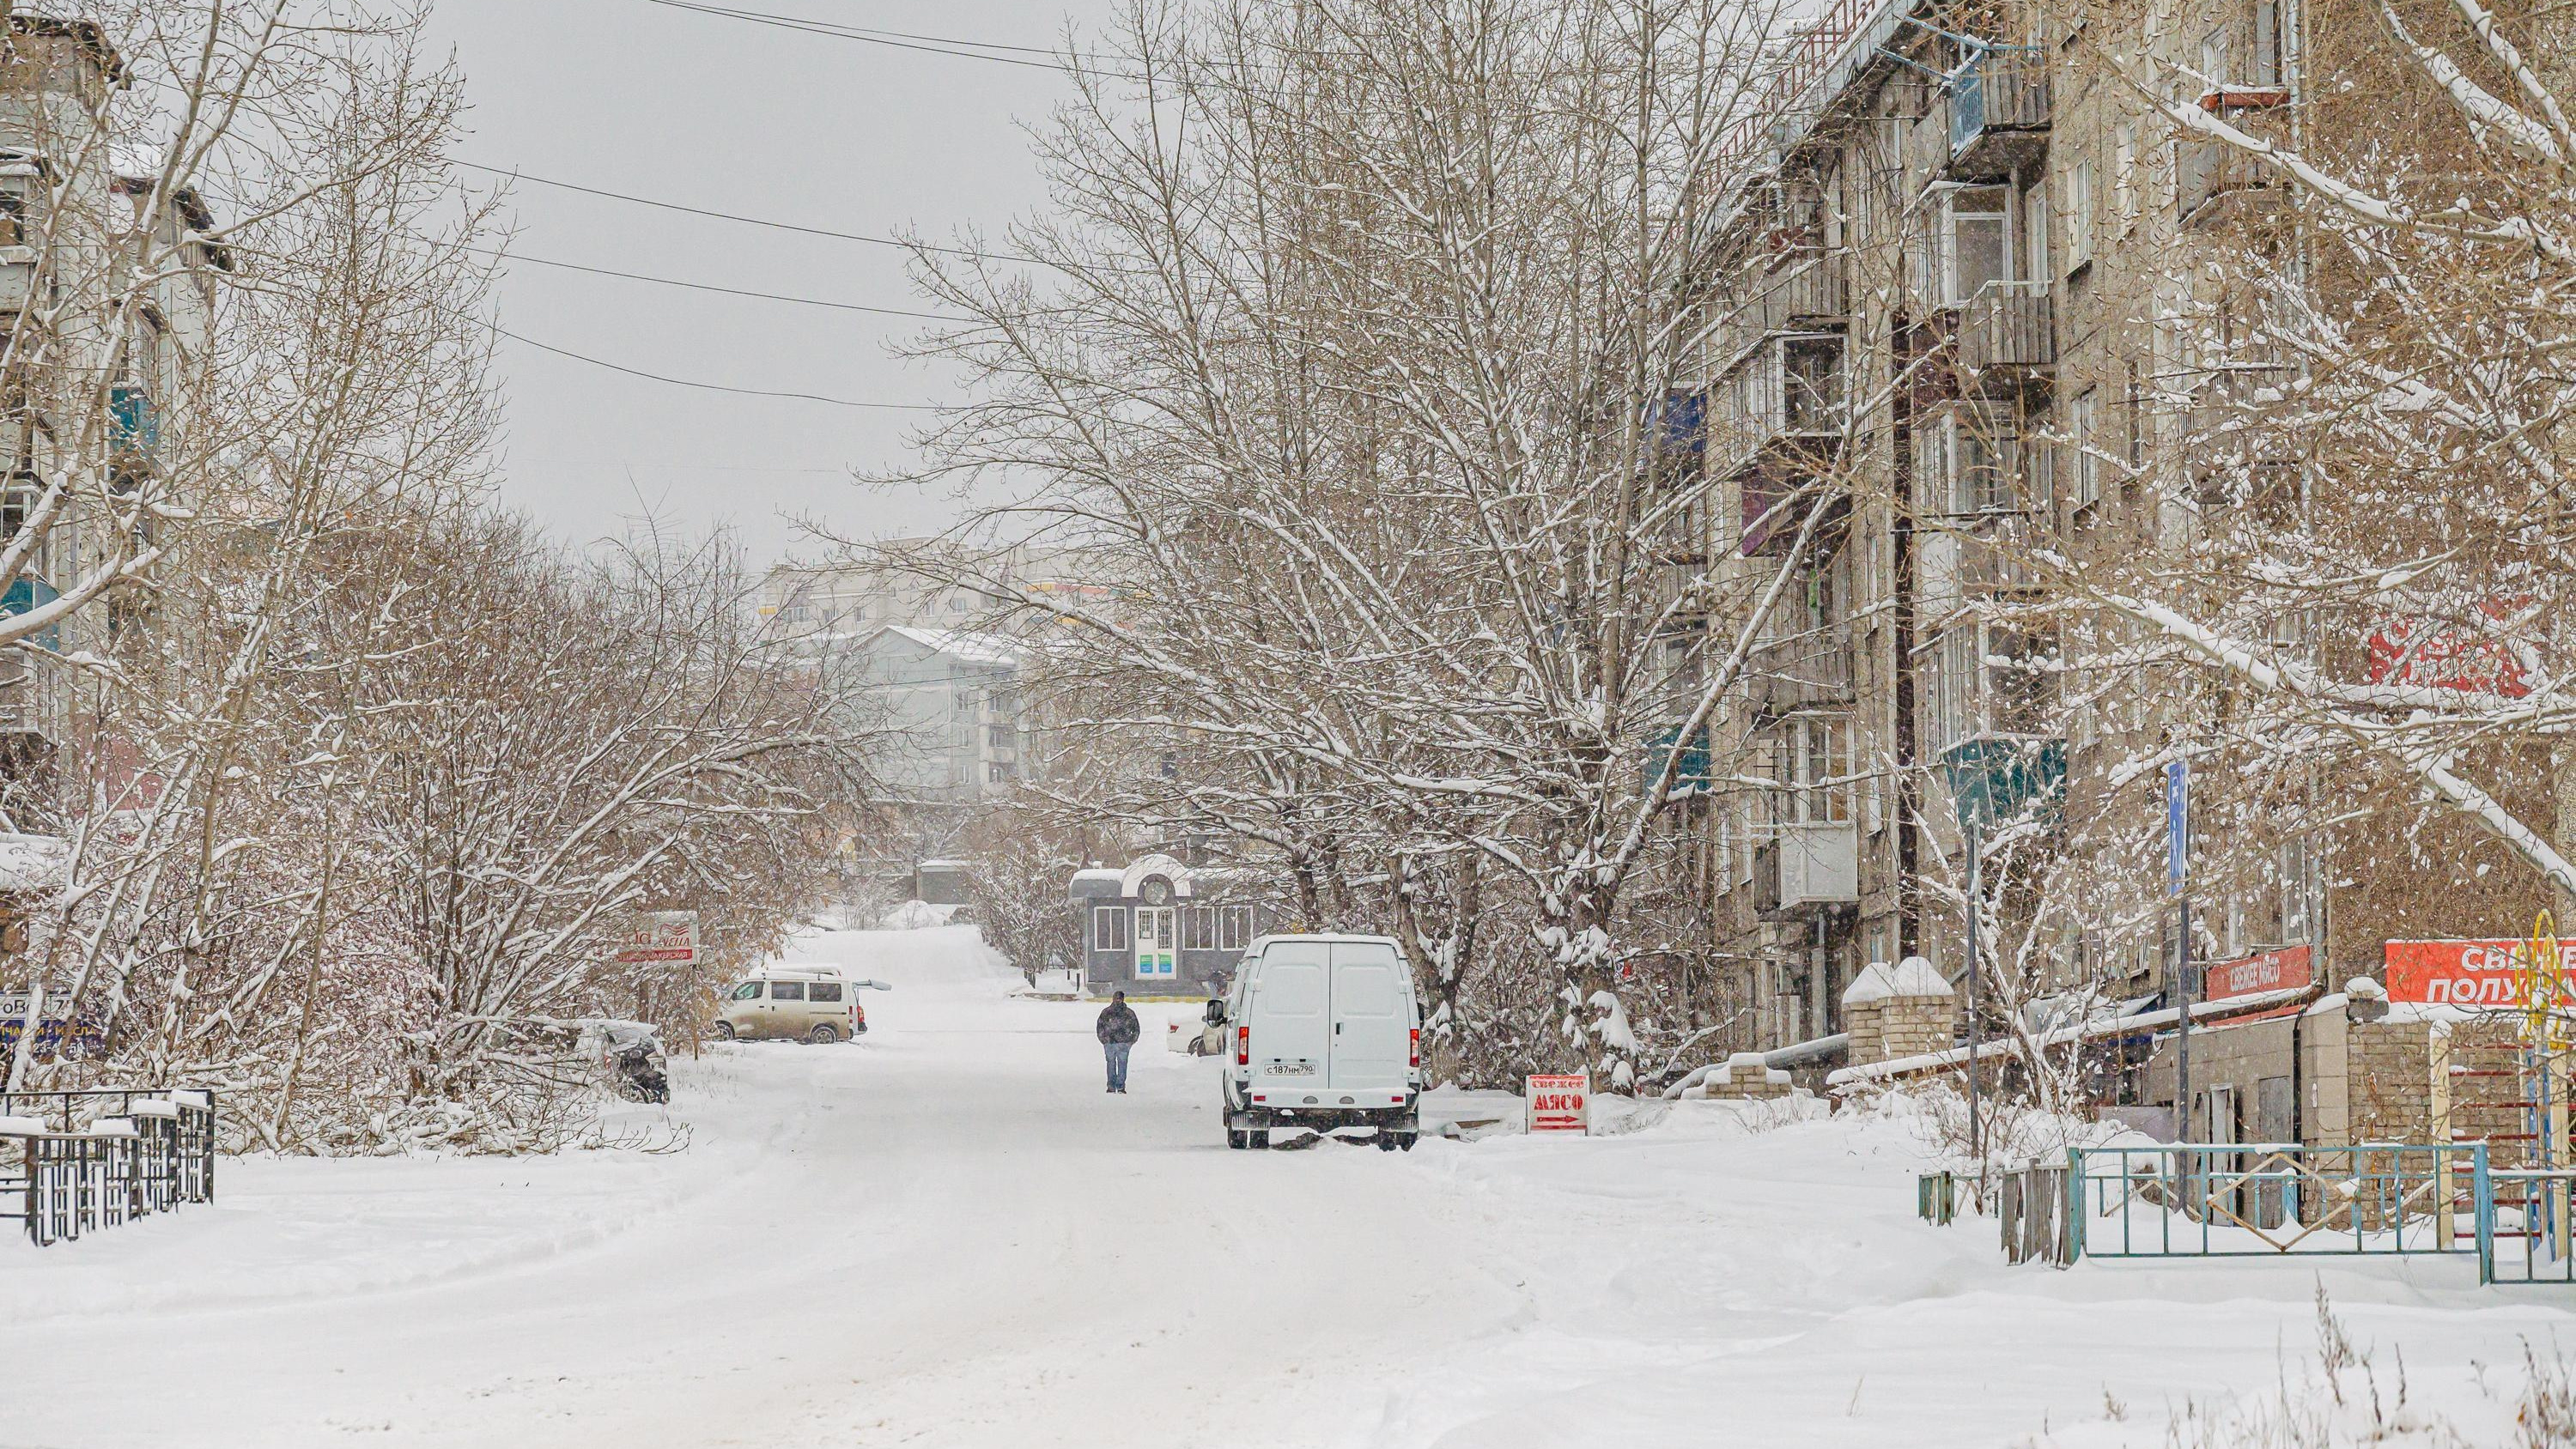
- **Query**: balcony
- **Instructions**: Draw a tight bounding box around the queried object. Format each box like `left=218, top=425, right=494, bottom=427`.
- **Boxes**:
left=1716, top=258, right=1848, bottom=359
left=109, top=385, right=157, bottom=463
left=1712, top=331, right=1844, bottom=484
left=1936, top=735, right=2066, bottom=829
left=2178, top=137, right=2281, bottom=227
left=1754, top=822, right=1860, bottom=915
left=0, top=573, right=58, bottom=653
left=1749, top=626, right=1855, bottom=712
left=1947, top=47, right=2050, bottom=181
left=1953, top=280, right=2053, bottom=378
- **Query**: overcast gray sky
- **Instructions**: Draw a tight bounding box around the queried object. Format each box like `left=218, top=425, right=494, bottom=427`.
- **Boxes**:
left=422, top=0, right=1112, bottom=567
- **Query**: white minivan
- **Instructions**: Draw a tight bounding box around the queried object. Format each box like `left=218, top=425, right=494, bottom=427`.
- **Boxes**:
left=1218, top=933, right=1421, bottom=1150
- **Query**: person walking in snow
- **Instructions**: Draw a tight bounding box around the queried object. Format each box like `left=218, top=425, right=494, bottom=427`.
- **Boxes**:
left=1096, top=991, right=1140, bottom=1094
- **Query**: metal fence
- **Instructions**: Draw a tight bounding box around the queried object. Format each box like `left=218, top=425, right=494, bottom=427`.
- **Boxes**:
left=2476, top=1163, right=2576, bottom=1285
left=2069, top=1143, right=2464, bottom=1260
left=1924, top=1141, right=2574, bottom=1284
left=1, top=1088, right=217, bottom=1246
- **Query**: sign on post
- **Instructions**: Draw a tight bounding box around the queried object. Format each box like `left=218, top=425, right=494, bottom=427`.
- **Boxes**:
left=614, top=912, right=700, bottom=967
left=2202, top=945, right=2313, bottom=1001
left=2165, top=760, right=2189, bottom=896
left=2385, top=939, right=2576, bottom=1006
left=1527, top=1072, right=1590, bottom=1134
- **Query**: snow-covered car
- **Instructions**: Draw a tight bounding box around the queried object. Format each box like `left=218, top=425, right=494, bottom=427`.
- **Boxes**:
left=1219, top=935, right=1421, bottom=1150
left=1166, top=1001, right=1225, bottom=1056
left=715, top=965, right=891, bottom=1044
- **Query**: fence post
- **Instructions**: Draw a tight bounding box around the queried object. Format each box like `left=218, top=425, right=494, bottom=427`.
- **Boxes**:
left=2063, top=1146, right=2084, bottom=1265
left=2474, top=1143, right=2494, bottom=1286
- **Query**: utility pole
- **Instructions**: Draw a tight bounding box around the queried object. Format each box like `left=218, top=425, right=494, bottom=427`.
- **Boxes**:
left=2168, top=759, right=2193, bottom=1139
left=1965, top=815, right=1983, bottom=1171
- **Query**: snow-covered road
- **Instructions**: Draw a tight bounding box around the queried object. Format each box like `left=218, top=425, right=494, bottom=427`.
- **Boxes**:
left=5, top=925, right=2569, bottom=1448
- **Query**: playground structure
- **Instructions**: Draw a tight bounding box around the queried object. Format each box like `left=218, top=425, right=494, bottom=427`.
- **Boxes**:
left=2496, top=910, right=2572, bottom=1274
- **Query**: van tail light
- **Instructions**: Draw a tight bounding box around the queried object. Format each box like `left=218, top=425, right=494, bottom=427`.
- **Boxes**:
left=1408, top=1028, right=1420, bottom=1070
left=1236, top=1025, right=1249, bottom=1067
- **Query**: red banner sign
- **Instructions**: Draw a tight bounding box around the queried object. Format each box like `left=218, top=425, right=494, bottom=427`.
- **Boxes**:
left=1526, top=1073, right=1590, bottom=1134
left=2385, top=939, right=2576, bottom=1007
left=2202, top=945, right=2313, bottom=1001
left=2366, top=605, right=2532, bottom=699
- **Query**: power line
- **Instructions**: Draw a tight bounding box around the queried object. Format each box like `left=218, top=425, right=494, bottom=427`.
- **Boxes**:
left=483, top=321, right=943, bottom=411
left=481, top=247, right=965, bottom=321
left=455, top=161, right=1065, bottom=271
left=638, top=1, right=1080, bottom=71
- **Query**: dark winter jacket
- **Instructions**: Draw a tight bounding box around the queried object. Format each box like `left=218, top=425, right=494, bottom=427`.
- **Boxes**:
left=1096, top=1002, right=1141, bottom=1046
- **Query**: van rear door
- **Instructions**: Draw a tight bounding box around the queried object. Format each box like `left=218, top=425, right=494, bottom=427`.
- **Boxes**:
left=1327, top=941, right=1409, bottom=1093
left=1248, top=940, right=1329, bottom=1088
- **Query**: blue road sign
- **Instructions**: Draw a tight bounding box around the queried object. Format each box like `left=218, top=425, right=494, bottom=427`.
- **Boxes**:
left=2166, top=759, right=2189, bottom=896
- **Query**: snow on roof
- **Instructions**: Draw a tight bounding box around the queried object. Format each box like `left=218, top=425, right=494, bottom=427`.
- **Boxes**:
left=1121, top=853, right=1192, bottom=899
left=876, top=625, right=1018, bottom=667
left=1840, top=955, right=1952, bottom=1006
left=1840, top=962, right=1897, bottom=1006
left=1832, top=984, right=2314, bottom=1088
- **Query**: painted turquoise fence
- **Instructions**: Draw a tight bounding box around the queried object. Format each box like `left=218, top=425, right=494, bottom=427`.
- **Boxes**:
left=2065, top=1143, right=2471, bottom=1262
left=1938, top=1143, right=2565, bottom=1283
left=2476, top=1164, right=2576, bottom=1285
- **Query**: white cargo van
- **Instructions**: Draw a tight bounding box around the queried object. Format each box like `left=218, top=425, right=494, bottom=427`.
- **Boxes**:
left=1218, top=933, right=1421, bottom=1150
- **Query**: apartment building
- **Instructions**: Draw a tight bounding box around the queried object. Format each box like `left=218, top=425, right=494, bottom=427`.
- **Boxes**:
left=0, top=19, right=222, bottom=757
left=1684, top=0, right=2322, bottom=1052
left=759, top=538, right=1123, bottom=639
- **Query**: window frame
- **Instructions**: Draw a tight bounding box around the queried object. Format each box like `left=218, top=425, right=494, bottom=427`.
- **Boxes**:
left=1093, top=904, right=1130, bottom=952
left=769, top=980, right=807, bottom=1002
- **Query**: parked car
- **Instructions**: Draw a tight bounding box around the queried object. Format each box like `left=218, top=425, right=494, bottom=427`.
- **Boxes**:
left=1218, top=934, right=1421, bottom=1150
left=576, top=1019, right=670, bottom=1103
left=714, top=965, right=891, bottom=1044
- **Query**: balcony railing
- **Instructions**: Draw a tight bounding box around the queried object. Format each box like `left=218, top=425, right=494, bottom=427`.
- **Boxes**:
left=1716, top=258, right=1848, bottom=360
left=2178, top=137, right=2279, bottom=225
left=1711, top=332, right=1845, bottom=483
left=1955, top=280, right=2054, bottom=373
left=1754, top=822, right=1860, bottom=914
left=1750, top=627, right=1855, bottom=711
left=1949, top=47, right=2050, bottom=178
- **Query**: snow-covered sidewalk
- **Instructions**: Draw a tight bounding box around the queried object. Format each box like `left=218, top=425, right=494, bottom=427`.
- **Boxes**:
left=3, top=925, right=2566, bottom=1448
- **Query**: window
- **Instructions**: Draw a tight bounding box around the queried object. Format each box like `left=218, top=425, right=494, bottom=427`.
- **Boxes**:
left=2200, top=25, right=2229, bottom=88
left=1182, top=906, right=1218, bottom=951
left=0, top=472, right=39, bottom=540
left=1771, top=716, right=1852, bottom=826
left=0, top=175, right=34, bottom=248
left=1942, top=185, right=2010, bottom=304
left=2251, top=1, right=2281, bottom=84
left=1927, top=627, right=1980, bottom=755
left=2280, top=837, right=2312, bottom=941
left=1220, top=906, right=1254, bottom=950
left=1093, top=905, right=1129, bottom=952
left=809, top=981, right=844, bottom=1003
left=730, top=982, right=762, bottom=1002
left=2022, top=179, right=2049, bottom=283
left=987, top=724, right=1014, bottom=749
left=2063, top=159, right=2094, bottom=270
left=987, top=762, right=1013, bottom=784
left=1781, top=336, right=1843, bottom=430
left=2069, top=389, right=2102, bottom=509
left=770, top=981, right=806, bottom=1001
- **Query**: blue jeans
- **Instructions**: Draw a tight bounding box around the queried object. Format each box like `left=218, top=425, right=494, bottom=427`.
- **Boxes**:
left=1103, top=1041, right=1133, bottom=1090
